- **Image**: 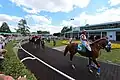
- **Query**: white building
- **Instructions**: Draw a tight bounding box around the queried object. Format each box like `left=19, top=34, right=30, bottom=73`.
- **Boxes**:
left=65, top=21, right=120, bottom=41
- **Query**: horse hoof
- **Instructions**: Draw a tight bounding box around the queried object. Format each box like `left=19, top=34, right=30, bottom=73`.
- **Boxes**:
left=88, top=68, right=93, bottom=73
left=89, top=69, right=93, bottom=73
left=96, top=72, right=100, bottom=78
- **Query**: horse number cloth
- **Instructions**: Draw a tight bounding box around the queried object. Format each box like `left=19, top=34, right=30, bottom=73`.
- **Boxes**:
left=77, top=44, right=86, bottom=52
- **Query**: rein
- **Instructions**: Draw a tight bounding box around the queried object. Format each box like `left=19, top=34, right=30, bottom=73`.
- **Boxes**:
left=92, top=39, right=107, bottom=56
left=97, top=44, right=104, bottom=49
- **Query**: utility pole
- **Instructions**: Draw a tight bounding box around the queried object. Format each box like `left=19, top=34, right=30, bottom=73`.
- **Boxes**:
left=70, top=18, right=74, bottom=38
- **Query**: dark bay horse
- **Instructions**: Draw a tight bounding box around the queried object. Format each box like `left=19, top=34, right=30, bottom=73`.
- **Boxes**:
left=41, top=38, right=45, bottom=49
left=64, top=37, right=108, bottom=77
left=34, top=38, right=41, bottom=48
left=29, top=37, right=35, bottom=44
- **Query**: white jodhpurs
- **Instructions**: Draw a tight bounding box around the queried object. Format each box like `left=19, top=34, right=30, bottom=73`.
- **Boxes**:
left=81, top=41, right=92, bottom=51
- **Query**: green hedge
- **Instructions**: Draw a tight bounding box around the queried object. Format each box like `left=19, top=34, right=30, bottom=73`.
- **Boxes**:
left=0, top=41, right=37, bottom=80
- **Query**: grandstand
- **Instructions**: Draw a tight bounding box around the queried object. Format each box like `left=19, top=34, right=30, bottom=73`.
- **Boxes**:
left=65, top=21, right=120, bottom=41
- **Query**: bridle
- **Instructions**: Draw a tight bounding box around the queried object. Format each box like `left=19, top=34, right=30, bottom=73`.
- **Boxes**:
left=97, top=44, right=104, bottom=49
left=97, top=39, right=108, bottom=49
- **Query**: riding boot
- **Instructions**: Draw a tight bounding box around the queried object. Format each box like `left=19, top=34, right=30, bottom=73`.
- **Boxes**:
left=88, top=51, right=92, bottom=57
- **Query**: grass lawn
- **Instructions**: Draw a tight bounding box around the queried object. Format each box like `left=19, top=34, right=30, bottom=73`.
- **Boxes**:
left=45, top=40, right=68, bottom=48
left=0, top=41, right=37, bottom=80
left=46, top=39, right=120, bottom=64
left=98, top=49, right=120, bottom=64
left=76, top=49, right=120, bottom=64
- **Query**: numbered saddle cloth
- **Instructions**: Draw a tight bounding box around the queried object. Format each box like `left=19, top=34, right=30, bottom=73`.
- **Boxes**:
left=77, top=44, right=86, bottom=52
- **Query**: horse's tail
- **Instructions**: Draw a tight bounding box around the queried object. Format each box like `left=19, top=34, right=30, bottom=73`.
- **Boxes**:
left=64, top=45, right=69, bottom=56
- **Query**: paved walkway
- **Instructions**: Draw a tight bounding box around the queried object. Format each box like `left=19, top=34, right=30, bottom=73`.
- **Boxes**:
left=18, top=43, right=120, bottom=80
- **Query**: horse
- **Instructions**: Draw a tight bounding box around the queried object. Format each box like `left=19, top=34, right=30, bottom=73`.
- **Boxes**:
left=64, top=37, right=108, bottom=77
left=41, top=38, right=45, bottom=49
left=53, top=39, right=56, bottom=46
left=34, top=38, right=41, bottom=48
left=29, top=37, right=35, bottom=44
left=88, top=35, right=101, bottom=42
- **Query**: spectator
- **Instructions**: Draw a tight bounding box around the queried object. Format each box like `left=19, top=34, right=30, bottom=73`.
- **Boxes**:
left=53, top=38, right=56, bottom=46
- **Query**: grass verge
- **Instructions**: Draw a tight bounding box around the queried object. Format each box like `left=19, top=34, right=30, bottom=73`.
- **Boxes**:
left=75, top=49, right=120, bottom=65
left=0, top=40, right=37, bottom=80
left=46, top=40, right=67, bottom=48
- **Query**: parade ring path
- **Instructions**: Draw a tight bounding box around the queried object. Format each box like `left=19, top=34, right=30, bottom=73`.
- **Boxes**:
left=18, top=42, right=120, bottom=80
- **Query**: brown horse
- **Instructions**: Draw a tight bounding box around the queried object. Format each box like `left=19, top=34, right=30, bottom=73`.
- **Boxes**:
left=64, top=37, right=108, bottom=77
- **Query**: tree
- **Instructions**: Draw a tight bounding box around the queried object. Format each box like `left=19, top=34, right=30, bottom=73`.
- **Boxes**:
left=53, top=32, right=61, bottom=37
left=0, top=22, right=11, bottom=33
left=16, top=19, right=30, bottom=36
left=32, top=32, right=37, bottom=34
left=85, top=24, right=89, bottom=27
left=42, top=31, right=50, bottom=34
left=37, top=30, right=50, bottom=34
left=61, top=26, right=72, bottom=36
left=61, top=26, right=69, bottom=33
left=37, top=30, right=42, bottom=34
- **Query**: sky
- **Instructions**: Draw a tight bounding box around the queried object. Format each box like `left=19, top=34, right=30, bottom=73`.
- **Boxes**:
left=0, top=0, right=120, bottom=34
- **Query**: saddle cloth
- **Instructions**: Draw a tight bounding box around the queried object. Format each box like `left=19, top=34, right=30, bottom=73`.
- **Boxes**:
left=77, top=44, right=86, bottom=52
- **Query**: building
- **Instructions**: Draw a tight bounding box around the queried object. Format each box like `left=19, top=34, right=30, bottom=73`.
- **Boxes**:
left=65, top=21, right=120, bottom=41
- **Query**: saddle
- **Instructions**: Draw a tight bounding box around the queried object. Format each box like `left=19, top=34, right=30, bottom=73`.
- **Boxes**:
left=77, top=44, right=86, bottom=52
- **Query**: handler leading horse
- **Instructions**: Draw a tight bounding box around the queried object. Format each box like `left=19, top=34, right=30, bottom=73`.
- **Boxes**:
left=64, top=37, right=108, bottom=77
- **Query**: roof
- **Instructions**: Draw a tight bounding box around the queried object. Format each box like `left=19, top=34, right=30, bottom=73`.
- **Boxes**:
left=88, top=21, right=120, bottom=27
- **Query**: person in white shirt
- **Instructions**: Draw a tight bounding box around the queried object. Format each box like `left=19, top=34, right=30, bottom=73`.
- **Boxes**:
left=80, top=29, right=92, bottom=52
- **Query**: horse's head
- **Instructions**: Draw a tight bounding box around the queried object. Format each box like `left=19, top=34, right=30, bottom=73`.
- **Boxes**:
left=93, top=37, right=108, bottom=50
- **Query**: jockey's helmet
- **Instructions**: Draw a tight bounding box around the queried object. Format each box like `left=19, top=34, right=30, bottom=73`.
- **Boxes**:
left=81, top=29, right=86, bottom=34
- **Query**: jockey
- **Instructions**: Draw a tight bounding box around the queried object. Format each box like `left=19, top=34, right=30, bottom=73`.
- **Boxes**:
left=80, top=29, right=92, bottom=52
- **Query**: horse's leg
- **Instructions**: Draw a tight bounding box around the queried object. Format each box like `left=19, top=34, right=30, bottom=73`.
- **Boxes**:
left=88, top=57, right=92, bottom=66
left=92, top=59, right=100, bottom=76
left=35, top=43, right=36, bottom=48
left=70, top=52, right=76, bottom=69
left=87, top=57, right=93, bottom=73
left=70, top=53, right=73, bottom=61
left=64, top=46, right=68, bottom=56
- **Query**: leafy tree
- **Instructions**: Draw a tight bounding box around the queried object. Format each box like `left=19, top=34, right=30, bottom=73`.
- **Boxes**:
left=53, top=32, right=61, bottom=37
left=85, top=24, right=89, bottom=27
left=32, top=32, right=37, bottom=34
left=0, top=22, right=11, bottom=33
left=42, top=31, right=50, bottom=34
left=37, top=30, right=42, bottom=34
left=69, top=26, right=72, bottom=31
left=16, top=19, right=30, bottom=36
left=61, top=26, right=68, bottom=33
left=61, top=26, right=72, bottom=36
left=37, top=30, right=50, bottom=34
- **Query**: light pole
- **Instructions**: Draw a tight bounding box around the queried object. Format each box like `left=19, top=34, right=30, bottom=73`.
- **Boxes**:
left=70, top=18, right=74, bottom=38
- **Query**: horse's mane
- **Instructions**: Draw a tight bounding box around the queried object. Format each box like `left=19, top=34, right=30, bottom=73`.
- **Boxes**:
left=92, top=38, right=106, bottom=44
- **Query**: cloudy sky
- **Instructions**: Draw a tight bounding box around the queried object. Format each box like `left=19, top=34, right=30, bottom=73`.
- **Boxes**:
left=0, top=0, right=120, bottom=34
